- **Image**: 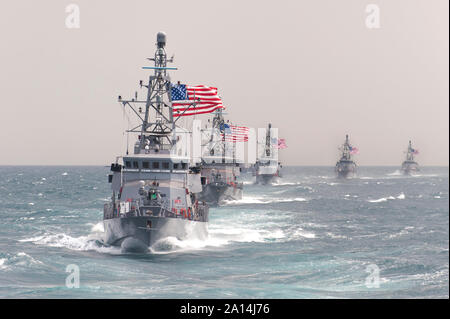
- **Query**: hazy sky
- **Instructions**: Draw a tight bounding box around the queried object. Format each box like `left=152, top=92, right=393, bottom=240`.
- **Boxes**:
left=0, top=0, right=448, bottom=166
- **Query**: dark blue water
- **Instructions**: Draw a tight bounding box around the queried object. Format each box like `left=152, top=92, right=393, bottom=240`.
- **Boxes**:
left=0, top=166, right=448, bottom=298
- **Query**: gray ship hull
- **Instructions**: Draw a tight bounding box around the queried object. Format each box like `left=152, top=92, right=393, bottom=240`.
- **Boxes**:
left=198, top=183, right=243, bottom=206
left=104, top=216, right=208, bottom=252
left=335, top=160, right=356, bottom=179
left=256, top=174, right=279, bottom=185
left=401, top=161, right=419, bottom=175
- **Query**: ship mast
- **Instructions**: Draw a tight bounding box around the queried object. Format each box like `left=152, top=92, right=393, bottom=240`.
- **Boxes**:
left=265, top=123, right=272, bottom=157
left=342, top=134, right=351, bottom=160
left=205, top=110, right=226, bottom=161
left=407, top=140, right=414, bottom=161
left=118, top=32, right=176, bottom=154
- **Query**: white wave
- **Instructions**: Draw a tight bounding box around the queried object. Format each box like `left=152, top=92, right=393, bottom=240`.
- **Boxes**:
left=0, top=258, right=7, bottom=270
left=368, top=196, right=395, bottom=203
left=387, top=170, right=403, bottom=176
left=272, top=181, right=302, bottom=186
left=151, top=220, right=289, bottom=253
left=90, top=222, right=104, bottom=232
left=15, top=252, right=43, bottom=265
left=292, top=229, right=316, bottom=239
left=223, top=196, right=307, bottom=205
left=326, top=232, right=348, bottom=239
left=153, top=226, right=285, bottom=253
left=150, top=235, right=226, bottom=253
left=211, top=226, right=285, bottom=243
left=62, top=172, right=68, bottom=176
left=19, top=217, right=35, bottom=221
left=0, top=252, right=43, bottom=271
left=19, top=233, right=120, bottom=254
left=388, top=227, right=414, bottom=239
left=368, top=193, right=405, bottom=203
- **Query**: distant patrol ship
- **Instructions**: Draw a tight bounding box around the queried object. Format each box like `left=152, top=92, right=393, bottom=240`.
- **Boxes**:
left=197, top=110, right=243, bottom=205
left=102, top=32, right=209, bottom=252
left=255, top=123, right=282, bottom=184
left=401, top=140, right=419, bottom=175
left=335, top=134, right=357, bottom=179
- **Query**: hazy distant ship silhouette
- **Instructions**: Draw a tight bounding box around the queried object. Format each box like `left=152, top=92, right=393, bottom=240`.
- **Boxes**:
left=401, top=140, right=419, bottom=175
left=335, top=134, right=357, bottom=179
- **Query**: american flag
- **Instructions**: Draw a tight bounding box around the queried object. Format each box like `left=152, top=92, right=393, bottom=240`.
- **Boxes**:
left=220, top=124, right=249, bottom=142
left=411, top=148, right=419, bottom=155
left=349, top=146, right=359, bottom=155
left=277, top=138, right=287, bottom=149
left=171, top=84, right=224, bottom=117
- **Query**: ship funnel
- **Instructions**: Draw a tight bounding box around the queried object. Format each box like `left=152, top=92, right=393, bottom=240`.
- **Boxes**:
left=157, top=32, right=166, bottom=48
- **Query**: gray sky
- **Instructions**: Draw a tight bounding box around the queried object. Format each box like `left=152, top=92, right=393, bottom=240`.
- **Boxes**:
left=0, top=0, right=448, bottom=166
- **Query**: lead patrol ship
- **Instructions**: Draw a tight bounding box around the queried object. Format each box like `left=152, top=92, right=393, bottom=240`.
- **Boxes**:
left=103, top=32, right=209, bottom=252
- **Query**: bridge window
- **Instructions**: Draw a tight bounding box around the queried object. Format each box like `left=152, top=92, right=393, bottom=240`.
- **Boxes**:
left=143, top=161, right=149, bottom=169
left=133, top=161, right=139, bottom=169
left=152, top=162, right=160, bottom=169
left=125, top=161, right=131, bottom=168
left=162, top=162, right=170, bottom=169
left=181, top=163, right=187, bottom=169
left=173, top=163, right=179, bottom=169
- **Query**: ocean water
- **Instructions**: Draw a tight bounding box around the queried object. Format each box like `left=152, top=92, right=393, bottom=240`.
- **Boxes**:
left=0, top=166, right=448, bottom=298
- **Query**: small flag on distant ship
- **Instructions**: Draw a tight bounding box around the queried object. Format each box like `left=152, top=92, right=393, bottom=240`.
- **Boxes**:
left=220, top=124, right=249, bottom=142
left=349, top=146, right=359, bottom=155
left=277, top=138, right=287, bottom=149
left=171, top=84, right=224, bottom=117
left=411, top=148, right=419, bottom=155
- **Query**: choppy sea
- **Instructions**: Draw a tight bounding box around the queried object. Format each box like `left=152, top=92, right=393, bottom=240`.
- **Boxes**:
left=0, top=166, right=448, bottom=298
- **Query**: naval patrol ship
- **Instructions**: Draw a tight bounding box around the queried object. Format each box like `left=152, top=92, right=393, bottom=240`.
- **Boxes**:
left=335, top=134, right=357, bottom=179
left=401, top=140, right=419, bottom=175
left=197, top=110, right=243, bottom=205
left=255, top=123, right=282, bottom=184
left=102, top=32, right=209, bottom=252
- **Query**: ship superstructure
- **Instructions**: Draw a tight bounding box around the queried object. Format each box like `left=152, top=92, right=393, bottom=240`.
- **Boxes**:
left=335, top=134, right=357, bottom=179
left=103, top=32, right=209, bottom=252
left=198, top=109, right=243, bottom=205
left=255, top=123, right=282, bottom=184
left=401, top=140, right=419, bottom=175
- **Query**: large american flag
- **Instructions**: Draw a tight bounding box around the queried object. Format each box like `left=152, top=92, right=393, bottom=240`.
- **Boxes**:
left=171, top=84, right=224, bottom=117
left=221, top=124, right=249, bottom=142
